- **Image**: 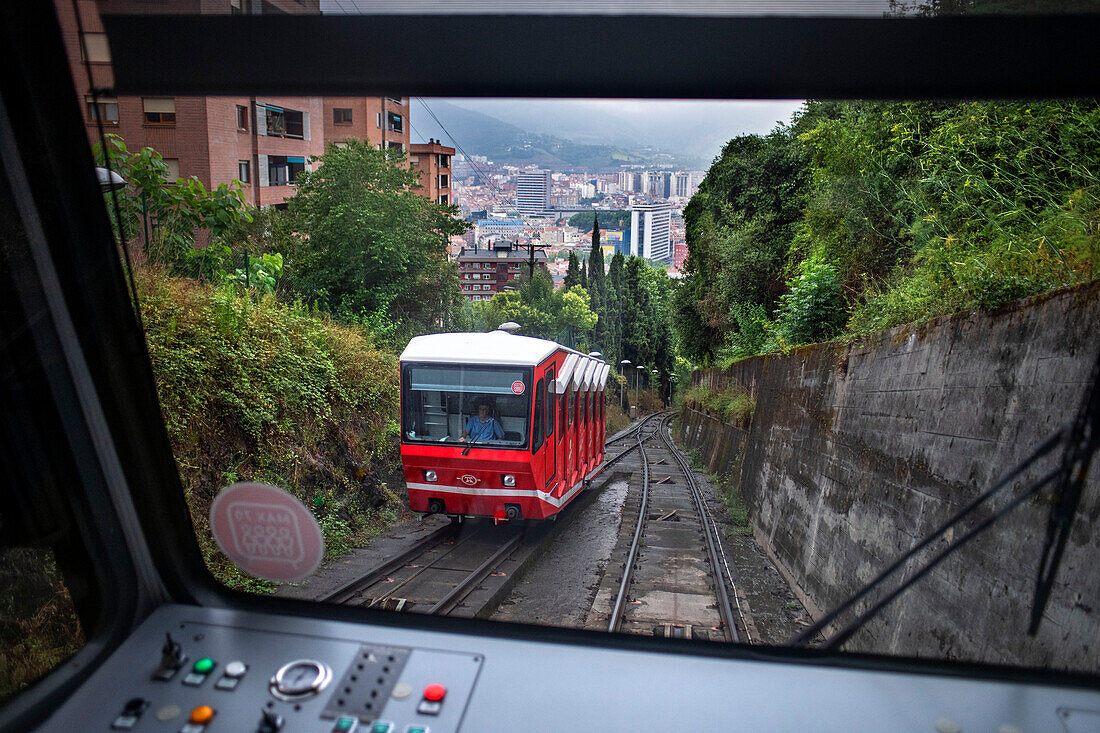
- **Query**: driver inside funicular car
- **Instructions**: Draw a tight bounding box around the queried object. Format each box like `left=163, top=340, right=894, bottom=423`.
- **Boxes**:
left=460, top=397, right=505, bottom=443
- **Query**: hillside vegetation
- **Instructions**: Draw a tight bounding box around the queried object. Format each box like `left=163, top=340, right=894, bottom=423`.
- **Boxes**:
left=674, top=100, right=1100, bottom=365
left=139, top=272, right=402, bottom=591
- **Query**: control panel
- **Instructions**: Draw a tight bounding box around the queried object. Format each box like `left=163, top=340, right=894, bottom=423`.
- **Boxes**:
left=74, top=614, right=480, bottom=732
left=44, top=604, right=1100, bottom=732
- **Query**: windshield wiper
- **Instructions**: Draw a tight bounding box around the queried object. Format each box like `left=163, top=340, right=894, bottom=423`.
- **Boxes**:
left=788, top=345, right=1100, bottom=649
left=461, top=437, right=477, bottom=456
left=1029, top=346, right=1100, bottom=635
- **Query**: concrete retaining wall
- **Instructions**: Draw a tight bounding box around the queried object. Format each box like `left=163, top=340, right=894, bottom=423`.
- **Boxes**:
left=677, top=281, right=1100, bottom=670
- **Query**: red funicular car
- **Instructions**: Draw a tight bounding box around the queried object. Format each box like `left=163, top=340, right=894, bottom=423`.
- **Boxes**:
left=400, top=330, right=610, bottom=520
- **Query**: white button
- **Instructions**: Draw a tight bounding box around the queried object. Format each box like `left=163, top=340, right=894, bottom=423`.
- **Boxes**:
left=391, top=683, right=413, bottom=700
left=224, top=661, right=247, bottom=678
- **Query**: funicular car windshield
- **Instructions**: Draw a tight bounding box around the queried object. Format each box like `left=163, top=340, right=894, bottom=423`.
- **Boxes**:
left=402, top=364, right=531, bottom=449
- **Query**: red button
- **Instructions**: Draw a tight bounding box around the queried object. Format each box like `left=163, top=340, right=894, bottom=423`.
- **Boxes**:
left=423, top=683, right=446, bottom=702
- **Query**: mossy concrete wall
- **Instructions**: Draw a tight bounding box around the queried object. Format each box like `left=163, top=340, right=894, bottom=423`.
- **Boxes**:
left=676, top=281, right=1100, bottom=670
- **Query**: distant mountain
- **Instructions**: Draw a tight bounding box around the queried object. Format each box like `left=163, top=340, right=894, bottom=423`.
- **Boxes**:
left=432, top=99, right=806, bottom=165
left=411, top=99, right=708, bottom=172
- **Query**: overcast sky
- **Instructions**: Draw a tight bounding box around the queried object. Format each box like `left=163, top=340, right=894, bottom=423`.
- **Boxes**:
left=414, top=98, right=806, bottom=163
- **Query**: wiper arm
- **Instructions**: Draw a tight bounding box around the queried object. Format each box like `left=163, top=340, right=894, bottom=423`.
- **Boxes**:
left=1029, top=346, right=1100, bottom=635
left=787, top=428, right=1065, bottom=648
left=461, top=437, right=477, bottom=456
left=788, top=345, right=1100, bottom=649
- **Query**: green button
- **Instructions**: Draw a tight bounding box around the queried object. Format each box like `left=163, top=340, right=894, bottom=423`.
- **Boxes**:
left=193, top=658, right=215, bottom=674
left=407, top=728, right=427, bottom=733
left=370, top=723, right=391, bottom=733
left=334, top=718, right=356, bottom=732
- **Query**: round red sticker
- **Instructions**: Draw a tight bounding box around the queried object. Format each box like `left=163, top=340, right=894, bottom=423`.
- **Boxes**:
left=210, top=482, right=324, bottom=582
left=511, top=380, right=525, bottom=395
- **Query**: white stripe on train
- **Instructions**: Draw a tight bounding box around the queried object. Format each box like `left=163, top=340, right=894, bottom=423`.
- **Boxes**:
left=405, top=475, right=590, bottom=509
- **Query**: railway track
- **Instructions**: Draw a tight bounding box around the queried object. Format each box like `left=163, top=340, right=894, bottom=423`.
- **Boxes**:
left=601, top=413, right=746, bottom=642
left=320, top=414, right=663, bottom=617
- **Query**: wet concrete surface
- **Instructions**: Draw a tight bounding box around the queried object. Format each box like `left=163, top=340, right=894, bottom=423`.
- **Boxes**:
left=491, top=478, right=629, bottom=628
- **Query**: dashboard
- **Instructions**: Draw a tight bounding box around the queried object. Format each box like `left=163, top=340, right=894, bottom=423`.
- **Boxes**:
left=45, top=604, right=1100, bottom=732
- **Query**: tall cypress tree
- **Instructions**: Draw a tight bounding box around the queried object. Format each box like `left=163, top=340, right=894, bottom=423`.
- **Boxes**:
left=606, top=250, right=626, bottom=363
left=564, top=250, right=583, bottom=290
left=588, top=214, right=612, bottom=355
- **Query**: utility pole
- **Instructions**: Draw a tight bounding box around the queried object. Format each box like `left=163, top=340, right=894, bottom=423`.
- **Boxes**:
left=513, top=238, right=550, bottom=280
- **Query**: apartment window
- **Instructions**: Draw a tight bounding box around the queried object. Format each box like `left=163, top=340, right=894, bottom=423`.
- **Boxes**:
left=473, top=274, right=481, bottom=280
left=164, top=159, right=181, bottom=180
left=436, top=154, right=450, bottom=168
left=387, top=113, right=403, bottom=134
left=409, top=156, right=420, bottom=167
left=236, top=105, right=248, bottom=131
left=386, top=141, right=403, bottom=152
left=267, top=156, right=306, bottom=186
left=264, top=106, right=304, bottom=138
left=238, top=161, right=250, bottom=184
left=80, top=33, right=111, bottom=63
left=333, top=108, right=352, bottom=125
left=86, top=96, right=118, bottom=124
left=438, top=194, right=449, bottom=206
left=386, top=96, right=403, bottom=104
left=438, top=174, right=449, bottom=189
left=376, top=112, right=382, bottom=128
left=143, top=97, right=176, bottom=125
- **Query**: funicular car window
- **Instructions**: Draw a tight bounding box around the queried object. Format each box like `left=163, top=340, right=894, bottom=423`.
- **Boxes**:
left=402, top=364, right=531, bottom=448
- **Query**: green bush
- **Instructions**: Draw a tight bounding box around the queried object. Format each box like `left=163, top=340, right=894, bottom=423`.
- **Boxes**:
left=137, top=268, right=402, bottom=590
left=772, top=261, right=846, bottom=346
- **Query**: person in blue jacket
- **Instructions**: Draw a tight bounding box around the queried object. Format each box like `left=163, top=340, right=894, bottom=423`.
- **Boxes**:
left=461, top=398, right=505, bottom=443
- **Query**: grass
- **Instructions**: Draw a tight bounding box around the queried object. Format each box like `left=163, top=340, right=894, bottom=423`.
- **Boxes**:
left=681, top=383, right=755, bottom=428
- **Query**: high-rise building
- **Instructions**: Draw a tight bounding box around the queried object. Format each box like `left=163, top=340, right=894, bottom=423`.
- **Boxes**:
left=673, top=172, right=693, bottom=198
left=630, top=202, right=673, bottom=263
left=516, top=170, right=551, bottom=214
left=409, top=139, right=455, bottom=206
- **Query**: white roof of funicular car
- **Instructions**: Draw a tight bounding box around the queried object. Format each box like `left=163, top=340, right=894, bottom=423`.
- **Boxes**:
left=556, top=353, right=580, bottom=394
left=401, top=330, right=564, bottom=367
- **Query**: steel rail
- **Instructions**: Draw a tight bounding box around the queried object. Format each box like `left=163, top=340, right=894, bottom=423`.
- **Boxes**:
left=608, top=422, right=651, bottom=633
left=319, top=522, right=460, bottom=604
left=428, top=532, right=525, bottom=616
left=658, top=415, right=740, bottom=643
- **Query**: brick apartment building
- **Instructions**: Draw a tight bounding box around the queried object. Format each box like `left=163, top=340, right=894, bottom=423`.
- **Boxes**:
left=409, top=139, right=454, bottom=206
left=57, top=0, right=412, bottom=211
left=457, top=240, right=548, bottom=302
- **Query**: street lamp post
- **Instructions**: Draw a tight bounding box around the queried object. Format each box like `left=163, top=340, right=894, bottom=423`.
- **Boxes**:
left=619, top=359, right=630, bottom=411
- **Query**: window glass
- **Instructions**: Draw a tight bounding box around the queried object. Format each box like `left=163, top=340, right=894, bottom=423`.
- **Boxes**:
left=54, top=0, right=1100, bottom=683
left=402, top=365, right=530, bottom=448
left=532, top=381, right=544, bottom=447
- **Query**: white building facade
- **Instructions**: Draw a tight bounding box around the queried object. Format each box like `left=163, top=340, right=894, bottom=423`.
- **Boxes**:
left=516, top=170, right=551, bottom=214
left=630, top=201, right=673, bottom=263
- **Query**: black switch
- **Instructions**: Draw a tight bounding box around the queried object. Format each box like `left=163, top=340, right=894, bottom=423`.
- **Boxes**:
left=160, top=633, right=184, bottom=669
left=257, top=709, right=284, bottom=732
left=153, top=632, right=188, bottom=681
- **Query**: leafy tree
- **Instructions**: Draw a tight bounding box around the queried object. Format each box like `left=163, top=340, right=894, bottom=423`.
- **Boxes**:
left=287, top=140, right=467, bottom=341
left=567, top=210, right=631, bottom=230
left=587, top=214, right=614, bottom=355
left=475, top=270, right=597, bottom=346
left=93, top=134, right=251, bottom=273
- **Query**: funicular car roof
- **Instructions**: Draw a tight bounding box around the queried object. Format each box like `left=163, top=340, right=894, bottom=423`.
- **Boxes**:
left=401, top=330, right=576, bottom=367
